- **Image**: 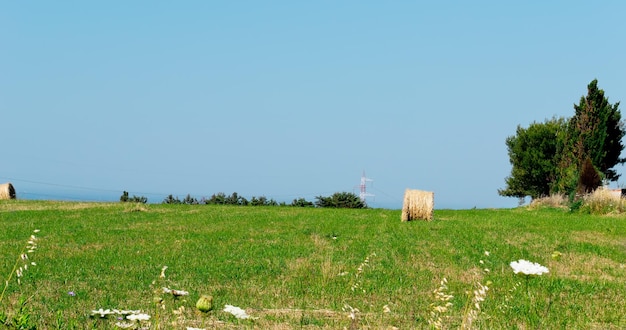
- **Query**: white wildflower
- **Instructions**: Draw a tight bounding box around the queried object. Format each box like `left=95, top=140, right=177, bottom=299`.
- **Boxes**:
left=510, top=259, right=549, bottom=276
left=126, top=313, right=151, bottom=321
left=223, top=305, right=250, bottom=319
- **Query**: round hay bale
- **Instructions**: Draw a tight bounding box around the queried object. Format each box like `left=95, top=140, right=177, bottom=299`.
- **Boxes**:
left=0, top=182, right=16, bottom=200
left=401, top=188, right=434, bottom=221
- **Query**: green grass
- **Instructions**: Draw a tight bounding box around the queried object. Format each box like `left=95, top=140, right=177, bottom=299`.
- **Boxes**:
left=1, top=200, right=626, bottom=329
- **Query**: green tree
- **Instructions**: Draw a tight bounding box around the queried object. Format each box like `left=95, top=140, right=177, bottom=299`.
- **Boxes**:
left=502, top=80, right=625, bottom=200
left=315, top=192, right=366, bottom=208
left=162, top=194, right=181, bottom=204
left=250, top=196, right=267, bottom=206
left=499, top=117, right=566, bottom=199
left=556, top=79, right=625, bottom=193
left=182, top=194, right=199, bottom=205
left=121, top=192, right=147, bottom=203
left=206, top=192, right=226, bottom=205
left=291, top=198, right=314, bottom=207
left=225, top=192, right=247, bottom=205
left=120, top=191, right=129, bottom=202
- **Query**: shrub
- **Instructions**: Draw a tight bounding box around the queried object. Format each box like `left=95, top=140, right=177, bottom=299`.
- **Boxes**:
left=315, top=192, right=366, bottom=209
left=205, top=192, right=249, bottom=205
left=120, top=191, right=148, bottom=204
left=182, top=194, right=199, bottom=205
left=250, top=196, right=278, bottom=206
left=291, top=198, right=314, bottom=207
left=162, top=195, right=182, bottom=204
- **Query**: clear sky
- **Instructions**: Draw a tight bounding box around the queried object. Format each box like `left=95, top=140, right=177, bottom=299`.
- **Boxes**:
left=2, top=1, right=625, bottom=209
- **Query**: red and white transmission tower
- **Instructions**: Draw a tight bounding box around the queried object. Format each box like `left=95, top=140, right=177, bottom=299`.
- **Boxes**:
left=358, top=171, right=374, bottom=203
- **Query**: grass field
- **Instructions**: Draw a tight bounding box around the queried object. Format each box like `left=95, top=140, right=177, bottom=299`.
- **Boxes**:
left=1, top=200, right=625, bottom=329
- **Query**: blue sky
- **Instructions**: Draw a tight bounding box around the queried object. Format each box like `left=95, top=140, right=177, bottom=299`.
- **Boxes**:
left=2, top=1, right=625, bottom=209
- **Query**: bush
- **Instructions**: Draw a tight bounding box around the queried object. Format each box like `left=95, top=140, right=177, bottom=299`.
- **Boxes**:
left=162, top=195, right=182, bottom=204
left=250, top=196, right=278, bottom=206
left=120, top=191, right=148, bottom=204
left=315, top=192, right=366, bottom=209
left=182, top=194, right=199, bottom=205
left=205, top=192, right=249, bottom=205
left=291, top=198, right=314, bottom=207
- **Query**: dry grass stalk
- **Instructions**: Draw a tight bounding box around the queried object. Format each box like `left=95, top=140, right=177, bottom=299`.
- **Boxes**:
left=585, top=187, right=621, bottom=202
left=401, top=189, right=434, bottom=221
left=528, top=194, right=568, bottom=209
left=581, top=187, right=625, bottom=214
left=0, top=182, right=16, bottom=200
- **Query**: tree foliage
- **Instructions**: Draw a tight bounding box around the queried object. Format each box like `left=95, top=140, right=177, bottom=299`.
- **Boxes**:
left=157, top=192, right=353, bottom=208
left=499, top=118, right=566, bottom=199
left=577, top=157, right=602, bottom=194
left=182, top=194, right=199, bottom=205
left=501, top=80, right=625, bottom=200
left=556, top=79, right=625, bottom=191
left=119, top=191, right=148, bottom=204
left=162, top=194, right=182, bottom=204
left=290, top=198, right=314, bottom=207
left=250, top=196, right=279, bottom=206
left=315, top=192, right=366, bottom=209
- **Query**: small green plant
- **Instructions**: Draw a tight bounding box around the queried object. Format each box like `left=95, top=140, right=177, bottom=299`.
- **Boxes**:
left=461, top=280, right=490, bottom=329
left=428, top=277, right=453, bottom=329
left=0, top=229, right=39, bottom=329
left=150, top=265, right=190, bottom=329
left=341, top=252, right=377, bottom=329
left=428, top=251, right=493, bottom=329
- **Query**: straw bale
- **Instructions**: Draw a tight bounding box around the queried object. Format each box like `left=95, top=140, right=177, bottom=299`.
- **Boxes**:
left=401, top=189, right=434, bottom=221
left=0, top=182, right=16, bottom=200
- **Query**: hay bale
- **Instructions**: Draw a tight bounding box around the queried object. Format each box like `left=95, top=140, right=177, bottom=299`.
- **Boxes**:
left=0, top=182, right=16, bottom=200
left=401, top=189, right=434, bottom=221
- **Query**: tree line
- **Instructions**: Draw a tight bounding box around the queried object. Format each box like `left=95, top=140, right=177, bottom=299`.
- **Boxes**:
left=120, top=191, right=367, bottom=209
left=499, top=79, right=625, bottom=201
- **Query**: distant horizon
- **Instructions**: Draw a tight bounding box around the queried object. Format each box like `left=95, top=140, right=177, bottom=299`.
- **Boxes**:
left=10, top=183, right=514, bottom=210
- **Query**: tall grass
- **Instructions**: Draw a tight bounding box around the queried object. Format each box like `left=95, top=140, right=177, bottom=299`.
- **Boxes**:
left=580, top=188, right=626, bottom=214
left=1, top=200, right=625, bottom=328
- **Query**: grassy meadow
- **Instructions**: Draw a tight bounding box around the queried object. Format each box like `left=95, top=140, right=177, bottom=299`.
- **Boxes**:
left=1, top=200, right=626, bottom=329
